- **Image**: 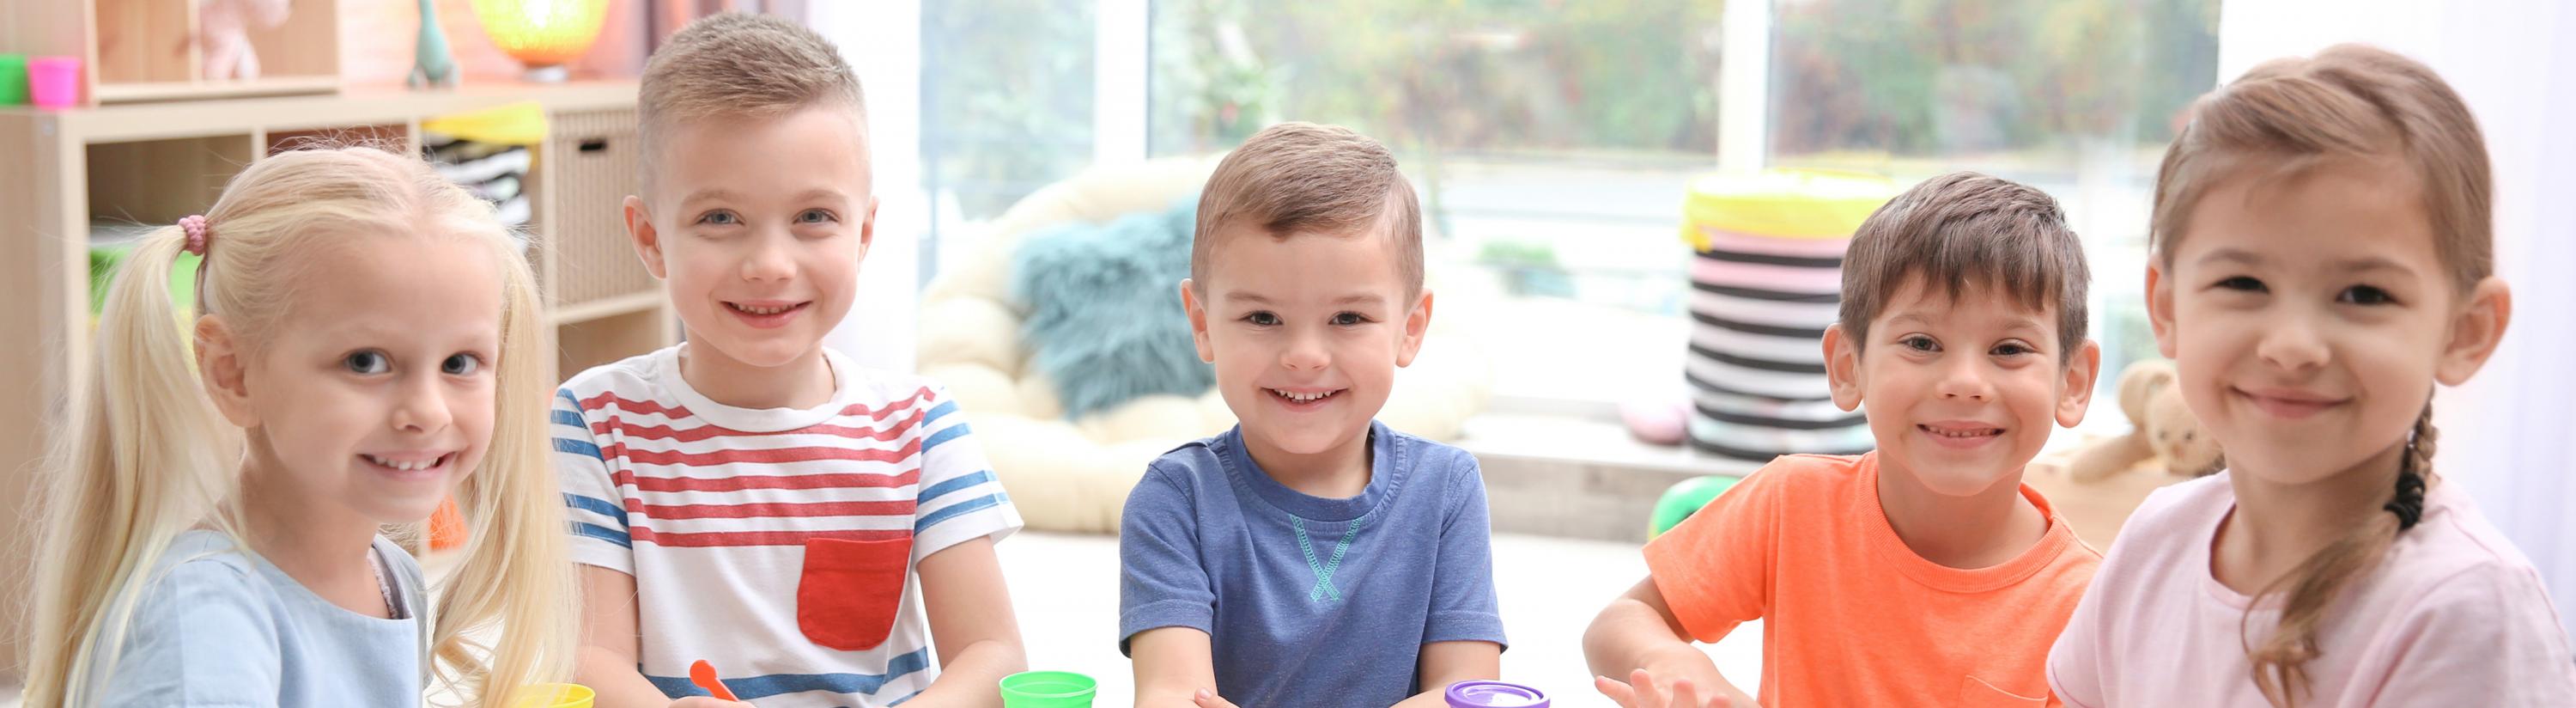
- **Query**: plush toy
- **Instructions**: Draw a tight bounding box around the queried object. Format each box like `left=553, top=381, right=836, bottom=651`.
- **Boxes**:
left=2063, top=359, right=2222, bottom=481
left=197, top=0, right=293, bottom=81
left=409, top=0, right=459, bottom=88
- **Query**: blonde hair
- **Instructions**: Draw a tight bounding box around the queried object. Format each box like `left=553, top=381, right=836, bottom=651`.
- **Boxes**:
left=2148, top=44, right=2489, bottom=708
left=638, top=12, right=866, bottom=180
left=23, top=147, right=576, bottom=708
left=1191, top=121, right=1425, bottom=295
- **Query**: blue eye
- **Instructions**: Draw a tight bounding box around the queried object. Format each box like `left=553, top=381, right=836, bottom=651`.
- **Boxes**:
left=441, top=353, right=482, bottom=376
left=1332, top=312, right=1369, bottom=326
left=344, top=351, right=390, bottom=375
left=797, top=209, right=837, bottom=224
left=697, top=211, right=741, bottom=226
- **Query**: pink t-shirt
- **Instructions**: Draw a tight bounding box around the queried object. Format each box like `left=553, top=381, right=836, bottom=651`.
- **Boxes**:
left=2049, top=472, right=2576, bottom=707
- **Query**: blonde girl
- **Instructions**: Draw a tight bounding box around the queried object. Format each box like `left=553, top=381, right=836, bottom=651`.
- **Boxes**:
left=2046, top=45, right=2576, bottom=707
left=24, top=146, right=576, bottom=707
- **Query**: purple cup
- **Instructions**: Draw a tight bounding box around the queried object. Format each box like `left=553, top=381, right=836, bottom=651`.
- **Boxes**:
left=1445, top=681, right=1549, bottom=708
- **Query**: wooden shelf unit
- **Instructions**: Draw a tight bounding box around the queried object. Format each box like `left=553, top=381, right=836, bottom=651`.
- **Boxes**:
left=0, top=80, right=670, bottom=673
left=6, top=0, right=345, bottom=107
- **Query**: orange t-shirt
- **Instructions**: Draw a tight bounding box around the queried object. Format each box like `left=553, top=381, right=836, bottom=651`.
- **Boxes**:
left=1644, top=452, right=2101, bottom=707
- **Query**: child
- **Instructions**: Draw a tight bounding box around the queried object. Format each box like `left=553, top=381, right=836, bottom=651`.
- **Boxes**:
left=1583, top=172, right=2105, bottom=707
left=554, top=13, right=1026, bottom=708
left=2046, top=44, right=2576, bottom=707
left=1120, top=122, right=1506, bottom=708
left=22, top=147, right=575, bottom=707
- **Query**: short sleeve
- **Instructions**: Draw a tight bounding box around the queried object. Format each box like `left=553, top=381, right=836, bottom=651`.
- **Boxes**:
left=553, top=387, right=636, bottom=575
left=1639, top=459, right=1783, bottom=643
left=2045, top=577, right=2111, bottom=708
left=2371, top=564, right=2576, bottom=706
left=1424, top=449, right=1506, bottom=648
left=1118, top=462, right=1215, bottom=655
left=92, top=559, right=285, bottom=707
left=912, top=384, right=1024, bottom=560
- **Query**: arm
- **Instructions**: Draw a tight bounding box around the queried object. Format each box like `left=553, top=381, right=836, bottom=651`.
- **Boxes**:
left=1130, top=627, right=1223, bottom=708
left=1583, top=577, right=1753, bottom=706
left=574, top=565, right=747, bottom=708
left=901, top=537, right=1027, bottom=708
left=1390, top=640, right=1503, bottom=708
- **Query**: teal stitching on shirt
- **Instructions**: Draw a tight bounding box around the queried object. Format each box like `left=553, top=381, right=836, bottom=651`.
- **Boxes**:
left=1291, top=516, right=1367, bottom=602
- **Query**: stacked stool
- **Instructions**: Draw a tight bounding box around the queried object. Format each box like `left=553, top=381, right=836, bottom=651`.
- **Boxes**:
left=1679, top=170, right=1896, bottom=461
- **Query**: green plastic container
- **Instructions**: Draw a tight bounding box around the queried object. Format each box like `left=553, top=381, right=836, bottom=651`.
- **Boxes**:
left=999, top=670, right=1097, bottom=708
left=1649, top=474, right=1741, bottom=540
left=0, top=54, right=27, bottom=105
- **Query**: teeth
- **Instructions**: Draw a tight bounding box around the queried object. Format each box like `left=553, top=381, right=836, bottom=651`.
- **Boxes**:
left=732, top=302, right=793, bottom=315
left=1924, top=426, right=2001, bottom=438
left=365, top=455, right=441, bottom=471
left=1271, top=388, right=1336, bottom=403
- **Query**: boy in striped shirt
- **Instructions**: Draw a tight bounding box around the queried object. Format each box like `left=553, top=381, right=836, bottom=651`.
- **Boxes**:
left=553, top=14, right=1025, bottom=708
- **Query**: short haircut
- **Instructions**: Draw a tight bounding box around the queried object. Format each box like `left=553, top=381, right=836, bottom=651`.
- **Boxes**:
left=636, top=13, right=866, bottom=178
left=1190, top=122, right=1424, bottom=294
left=1838, top=171, right=2089, bottom=359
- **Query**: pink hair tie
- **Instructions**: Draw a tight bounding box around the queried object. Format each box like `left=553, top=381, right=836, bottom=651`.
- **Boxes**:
left=178, top=215, right=210, bottom=256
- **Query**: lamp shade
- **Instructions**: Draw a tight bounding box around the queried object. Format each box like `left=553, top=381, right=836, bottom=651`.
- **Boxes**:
left=472, top=0, right=611, bottom=73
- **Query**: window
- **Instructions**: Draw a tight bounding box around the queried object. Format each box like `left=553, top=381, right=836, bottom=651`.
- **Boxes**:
left=919, top=0, right=1098, bottom=272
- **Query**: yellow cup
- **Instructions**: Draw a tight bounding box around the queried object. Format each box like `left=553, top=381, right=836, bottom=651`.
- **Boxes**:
left=512, top=683, right=596, bottom=708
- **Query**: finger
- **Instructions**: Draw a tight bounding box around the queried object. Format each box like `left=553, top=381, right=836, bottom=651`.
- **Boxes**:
left=1595, top=674, right=1639, bottom=706
left=1669, top=677, right=1702, bottom=708
left=1629, top=668, right=1666, bottom=708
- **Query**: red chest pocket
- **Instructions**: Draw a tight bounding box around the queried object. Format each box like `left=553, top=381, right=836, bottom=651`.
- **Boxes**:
left=796, top=534, right=914, bottom=651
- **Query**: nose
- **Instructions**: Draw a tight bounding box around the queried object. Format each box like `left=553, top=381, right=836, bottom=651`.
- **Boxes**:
left=1933, top=356, right=1994, bottom=402
left=740, top=233, right=796, bottom=283
left=390, top=372, right=453, bottom=436
left=2256, top=313, right=2330, bottom=373
left=1279, top=328, right=1329, bottom=372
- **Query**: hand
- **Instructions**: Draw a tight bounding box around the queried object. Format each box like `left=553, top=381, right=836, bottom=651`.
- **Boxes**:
left=1595, top=668, right=1731, bottom=708
left=1192, top=687, right=1242, bottom=708
left=667, top=698, right=755, bottom=708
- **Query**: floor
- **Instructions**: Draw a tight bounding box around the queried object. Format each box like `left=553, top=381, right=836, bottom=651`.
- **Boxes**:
left=1001, top=529, right=1764, bottom=706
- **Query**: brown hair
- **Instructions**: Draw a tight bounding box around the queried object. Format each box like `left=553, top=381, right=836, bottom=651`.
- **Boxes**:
left=1838, top=171, right=2089, bottom=359
left=1191, top=122, right=1425, bottom=294
left=2148, top=44, right=2489, bottom=708
left=637, top=12, right=866, bottom=179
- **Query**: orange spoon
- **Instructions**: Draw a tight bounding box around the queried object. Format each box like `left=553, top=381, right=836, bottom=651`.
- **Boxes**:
left=690, top=660, right=740, bottom=701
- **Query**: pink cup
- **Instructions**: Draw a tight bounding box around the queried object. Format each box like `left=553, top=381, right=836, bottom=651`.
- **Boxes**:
left=28, top=56, right=81, bottom=109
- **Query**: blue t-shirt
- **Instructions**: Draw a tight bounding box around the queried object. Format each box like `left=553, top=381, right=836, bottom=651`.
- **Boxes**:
left=87, top=530, right=429, bottom=707
left=1119, top=421, right=1507, bottom=708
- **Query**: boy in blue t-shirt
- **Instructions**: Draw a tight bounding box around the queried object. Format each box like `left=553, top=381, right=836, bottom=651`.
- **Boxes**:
left=1119, top=122, right=1507, bottom=708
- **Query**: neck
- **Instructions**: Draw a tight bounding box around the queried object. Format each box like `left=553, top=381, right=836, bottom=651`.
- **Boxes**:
left=235, top=443, right=390, bottom=617
left=1875, top=457, right=2046, bottom=569
left=1242, top=425, right=1373, bottom=499
left=2214, top=441, right=2408, bottom=593
left=678, top=340, right=836, bottom=410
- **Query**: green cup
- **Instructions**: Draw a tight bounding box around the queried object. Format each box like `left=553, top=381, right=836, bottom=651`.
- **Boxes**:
left=0, top=54, right=28, bottom=105
left=999, top=670, right=1097, bottom=708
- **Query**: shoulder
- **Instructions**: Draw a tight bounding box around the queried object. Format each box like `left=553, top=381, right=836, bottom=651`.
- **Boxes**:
left=556, top=345, right=677, bottom=410
left=1387, top=426, right=1480, bottom=486
left=1737, top=452, right=1870, bottom=499
left=2118, top=470, right=2233, bottom=540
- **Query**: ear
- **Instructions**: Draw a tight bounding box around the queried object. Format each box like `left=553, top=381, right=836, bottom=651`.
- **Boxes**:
left=1394, top=288, right=1435, bottom=368
left=2435, top=276, right=2512, bottom=386
left=194, top=315, right=258, bottom=428
left=624, top=194, right=668, bottom=279
left=1822, top=323, right=1864, bottom=412
left=857, top=194, right=880, bottom=254
left=2056, top=339, right=2103, bottom=428
left=2146, top=260, right=2179, bottom=359
left=1181, top=279, right=1214, bottom=363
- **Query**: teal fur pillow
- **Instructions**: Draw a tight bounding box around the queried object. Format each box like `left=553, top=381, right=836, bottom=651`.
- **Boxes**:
left=1011, top=198, right=1213, bottom=419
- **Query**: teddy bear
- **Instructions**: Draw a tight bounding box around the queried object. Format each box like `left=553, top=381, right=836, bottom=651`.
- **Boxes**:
left=197, top=0, right=294, bottom=81
left=2063, top=358, right=2223, bottom=481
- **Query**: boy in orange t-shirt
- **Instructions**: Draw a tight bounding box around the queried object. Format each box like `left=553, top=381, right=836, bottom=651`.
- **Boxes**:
left=1583, top=172, right=2105, bottom=707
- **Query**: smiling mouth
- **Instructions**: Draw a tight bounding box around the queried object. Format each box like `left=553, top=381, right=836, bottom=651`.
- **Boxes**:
left=361, top=453, right=453, bottom=472
left=726, top=302, right=807, bottom=315
left=1269, top=388, right=1341, bottom=403
left=1918, top=424, right=2002, bottom=438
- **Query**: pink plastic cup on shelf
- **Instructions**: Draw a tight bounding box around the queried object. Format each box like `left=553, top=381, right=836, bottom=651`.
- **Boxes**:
left=28, top=56, right=81, bottom=109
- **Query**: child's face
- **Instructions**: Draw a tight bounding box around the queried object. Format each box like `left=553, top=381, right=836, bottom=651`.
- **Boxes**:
left=2148, top=159, right=2506, bottom=485
left=630, top=106, right=877, bottom=372
left=1182, top=225, right=1432, bottom=467
left=1826, top=278, right=2098, bottom=497
left=204, top=235, right=501, bottom=526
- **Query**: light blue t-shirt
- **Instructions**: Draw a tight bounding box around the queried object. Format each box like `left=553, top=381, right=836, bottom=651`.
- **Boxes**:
left=1119, top=421, right=1507, bottom=708
left=87, top=529, right=430, bottom=707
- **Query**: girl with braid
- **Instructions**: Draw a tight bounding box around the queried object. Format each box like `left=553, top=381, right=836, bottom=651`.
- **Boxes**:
left=2046, top=45, right=2576, bottom=707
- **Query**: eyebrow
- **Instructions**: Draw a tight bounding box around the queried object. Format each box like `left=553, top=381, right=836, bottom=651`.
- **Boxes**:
left=1887, top=311, right=2046, bottom=333
left=2197, top=247, right=2420, bottom=276
left=681, top=188, right=850, bottom=207
left=1223, top=293, right=1388, bottom=307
